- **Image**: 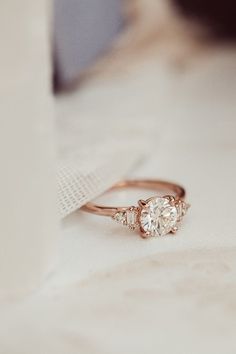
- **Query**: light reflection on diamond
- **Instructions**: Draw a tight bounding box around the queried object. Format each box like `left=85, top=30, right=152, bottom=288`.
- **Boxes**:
left=140, top=197, right=178, bottom=237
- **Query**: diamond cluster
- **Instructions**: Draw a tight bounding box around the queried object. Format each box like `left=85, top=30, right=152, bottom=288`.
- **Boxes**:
left=112, top=196, right=189, bottom=237
left=113, top=207, right=138, bottom=230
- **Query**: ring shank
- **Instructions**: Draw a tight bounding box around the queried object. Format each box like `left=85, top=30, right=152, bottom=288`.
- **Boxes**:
left=81, top=179, right=185, bottom=217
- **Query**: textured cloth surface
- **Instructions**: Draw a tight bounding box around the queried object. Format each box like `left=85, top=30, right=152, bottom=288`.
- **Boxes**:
left=57, top=140, right=147, bottom=218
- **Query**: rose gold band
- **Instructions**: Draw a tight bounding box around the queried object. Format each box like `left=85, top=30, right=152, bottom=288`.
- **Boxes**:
left=82, top=179, right=186, bottom=217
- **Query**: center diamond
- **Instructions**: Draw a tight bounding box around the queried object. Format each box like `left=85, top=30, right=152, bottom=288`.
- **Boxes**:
left=140, top=197, right=178, bottom=237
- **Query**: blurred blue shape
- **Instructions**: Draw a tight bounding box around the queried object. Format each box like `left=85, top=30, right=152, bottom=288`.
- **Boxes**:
left=54, top=0, right=124, bottom=89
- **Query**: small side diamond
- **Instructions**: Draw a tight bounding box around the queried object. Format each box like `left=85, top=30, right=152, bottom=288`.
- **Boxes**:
left=177, top=200, right=190, bottom=220
left=113, top=211, right=126, bottom=225
left=126, top=207, right=138, bottom=230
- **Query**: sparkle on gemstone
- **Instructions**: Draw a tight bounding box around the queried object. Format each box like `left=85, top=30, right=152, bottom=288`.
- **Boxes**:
left=113, top=211, right=126, bottom=225
left=140, top=197, right=178, bottom=237
left=113, top=208, right=138, bottom=229
left=127, top=208, right=137, bottom=225
left=176, top=200, right=189, bottom=220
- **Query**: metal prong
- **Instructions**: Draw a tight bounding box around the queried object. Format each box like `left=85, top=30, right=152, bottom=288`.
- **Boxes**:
left=164, top=195, right=176, bottom=205
left=139, top=228, right=151, bottom=238
left=170, top=226, right=178, bottom=234
left=138, top=199, right=147, bottom=208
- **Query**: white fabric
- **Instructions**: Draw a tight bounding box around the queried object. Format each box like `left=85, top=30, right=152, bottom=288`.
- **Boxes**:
left=56, top=75, right=155, bottom=217
left=57, top=140, right=147, bottom=217
left=0, top=0, right=58, bottom=297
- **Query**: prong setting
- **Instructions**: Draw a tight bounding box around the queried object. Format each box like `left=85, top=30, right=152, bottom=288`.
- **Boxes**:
left=138, top=199, right=147, bottom=208
left=112, top=196, right=189, bottom=238
left=140, top=229, right=151, bottom=238
left=139, top=196, right=184, bottom=237
left=163, top=195, right=176, bottom=204
left=170, top=226, right=178, bottom=234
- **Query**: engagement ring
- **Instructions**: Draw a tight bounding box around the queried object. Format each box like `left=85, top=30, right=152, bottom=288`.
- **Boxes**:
left=82, top=179, right=190, bottom=238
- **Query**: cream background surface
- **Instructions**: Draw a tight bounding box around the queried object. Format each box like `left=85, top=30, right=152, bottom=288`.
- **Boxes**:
left=1, top=1, right=236, bottom=352
left=54, top=47, right=236, bottom=287
left=2, top=46, right=236, bottom=354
